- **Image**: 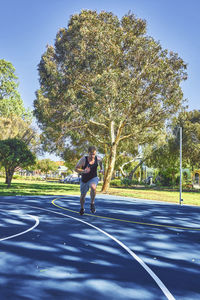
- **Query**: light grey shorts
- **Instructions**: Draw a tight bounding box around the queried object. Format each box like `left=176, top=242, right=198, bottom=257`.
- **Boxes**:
left=80, top=177, right=99, bottom=195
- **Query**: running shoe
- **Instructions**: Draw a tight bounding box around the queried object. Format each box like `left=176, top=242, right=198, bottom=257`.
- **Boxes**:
left=90, top=204, right=96, bottom=214
left=80, top=208, right=85, bottom=215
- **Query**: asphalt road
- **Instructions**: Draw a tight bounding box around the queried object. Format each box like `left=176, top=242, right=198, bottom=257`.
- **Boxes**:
left=0, top=194, right=200, bottom=300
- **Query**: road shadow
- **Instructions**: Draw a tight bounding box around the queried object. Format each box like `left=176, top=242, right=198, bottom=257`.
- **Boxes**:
left=0, top=195, right=200, bottom=299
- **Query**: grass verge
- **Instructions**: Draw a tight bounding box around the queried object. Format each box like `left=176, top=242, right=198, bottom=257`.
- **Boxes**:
left=107, top=187, right=200, bottom=206
left=0, top=178, right=200, bottom=206
left=0, top=179, right=80, bottom=196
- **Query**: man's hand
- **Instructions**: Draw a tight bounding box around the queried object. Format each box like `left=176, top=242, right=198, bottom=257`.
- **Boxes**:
left=84, top=166, right=90, bottom=174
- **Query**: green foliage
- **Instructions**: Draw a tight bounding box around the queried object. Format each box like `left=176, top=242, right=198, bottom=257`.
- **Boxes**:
left=110, top=179, right=122, bottom=187
left=37, top=159, right=58, bottom=175
left=121, top=178, right=141, bottom=186
left=0, top=59, right=30, bottom=118
left=0, top=138, right=36, bottom=169
left=110, top=178, right=142, bottom=187
left=0, top=115, right=34, bottom=142
left=0, top=59, right=39, bottom=154
left=173, top=110, right=200, bottom=168
left=62, top=145, right=87, bottom=171
left=34, top=10, right=187, bottom=190
left=0, top=138, right=36, bottom=187
left=147, top=109, right=200, bottom=187
left=155, top=170, right=176, bottom=187
left=115, top=153, right=138, bottom=172
left=121, top=178, right=133, bottom=186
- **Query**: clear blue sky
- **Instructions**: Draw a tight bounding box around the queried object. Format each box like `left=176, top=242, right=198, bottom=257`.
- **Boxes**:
left=1, top=0, right=200, bottom=159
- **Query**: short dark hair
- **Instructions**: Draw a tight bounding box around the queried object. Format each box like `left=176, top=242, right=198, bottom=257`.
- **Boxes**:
left=88, top=146, right=96, bottom=153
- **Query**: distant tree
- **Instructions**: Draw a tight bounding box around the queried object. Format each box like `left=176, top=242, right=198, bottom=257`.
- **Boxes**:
left=173, top=110, right=200, bottom=169
left=0, top=59, right=29, bottom=117
left=37, top=159, right=58, bottom=178
left=34, top=10, right=187, bottom=192
left=116, top=129, right=167, bottom=179
left=0, top=115, right=36, bottom=142
left=0, top=59, right=40, bottom=154
left=0, top=138, right=36, bottom=187
left=147, top=138, right=180, bottom=186
left=146, top=110, right=200, bottom=185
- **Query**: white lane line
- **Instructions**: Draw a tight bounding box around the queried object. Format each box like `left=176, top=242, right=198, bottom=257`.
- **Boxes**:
left=31, top=204, right=175, bottom=300
left=0, top=211, right=39, bottom=242
left=0, top=202, right=175, bottom=300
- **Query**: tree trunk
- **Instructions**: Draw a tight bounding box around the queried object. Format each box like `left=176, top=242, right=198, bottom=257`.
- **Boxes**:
left=172, top=170, right=176, bottom=187
left=101, top=144, right=117, bottom=193
left=5, top=172, right=9, bottom=184
left=119, top=158, right=136, bottom=177
left=5, top=168, right=14, bottom=188
left=128, top=159, right=144, bottom=180
left=119, top=166, right=127, bottom=177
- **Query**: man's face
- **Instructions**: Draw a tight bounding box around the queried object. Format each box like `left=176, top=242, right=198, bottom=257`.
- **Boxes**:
left=88, top=151, right=96, bottom=160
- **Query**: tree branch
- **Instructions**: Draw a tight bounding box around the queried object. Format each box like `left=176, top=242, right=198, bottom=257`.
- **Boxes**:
left=119, top=133, right=134, bottom=142
left=89, top=120, right=108, bottom=128
left=86, top=127, right=108, bottom=145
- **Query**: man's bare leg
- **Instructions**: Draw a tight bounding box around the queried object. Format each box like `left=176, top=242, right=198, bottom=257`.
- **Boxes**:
left=80, top=194, right=86, bottom=209
left=80, top=194, right=86, bottom=215
left=90, top=184, right=96, bottom=213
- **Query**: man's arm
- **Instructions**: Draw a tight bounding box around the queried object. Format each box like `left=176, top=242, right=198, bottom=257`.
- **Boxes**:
left=75, top=157, right=85, bottom=174
left=75, top=157, right=90, bottom=174
left=97, top=157, right=104, bottom=173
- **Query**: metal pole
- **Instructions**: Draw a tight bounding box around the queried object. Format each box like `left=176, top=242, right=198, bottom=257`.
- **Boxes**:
left=179, top=127, right=183, bottom=205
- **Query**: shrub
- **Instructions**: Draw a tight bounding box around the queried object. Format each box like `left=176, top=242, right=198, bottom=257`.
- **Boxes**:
left=110, top=179, right=122, bottom=187
left=121, top=178, right=141, bottom=186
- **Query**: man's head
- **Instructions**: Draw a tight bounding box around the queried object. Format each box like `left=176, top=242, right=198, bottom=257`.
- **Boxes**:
left=88, top=146, right=96, bottom=158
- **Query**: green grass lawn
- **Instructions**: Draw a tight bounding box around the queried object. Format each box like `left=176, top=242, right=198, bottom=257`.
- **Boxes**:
left=0, top=178, right=200, bottom=206
left=107, top=187, right=200, bottom=206
left=0, top=178, right=80, bottom=196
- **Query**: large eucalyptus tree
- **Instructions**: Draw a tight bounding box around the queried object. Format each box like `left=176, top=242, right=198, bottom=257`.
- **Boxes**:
left=34, top=10, right=187, bottom=192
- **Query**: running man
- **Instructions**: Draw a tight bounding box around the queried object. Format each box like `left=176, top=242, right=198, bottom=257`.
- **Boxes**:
left=75, top=146, right=103, bottom=215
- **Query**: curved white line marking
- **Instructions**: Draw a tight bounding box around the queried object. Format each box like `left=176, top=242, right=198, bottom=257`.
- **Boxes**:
left=31, top=204, right=175, bottom=300
left=0, top=202, right=175, bottom=299
left=0, top=213, right=39, bottom=242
